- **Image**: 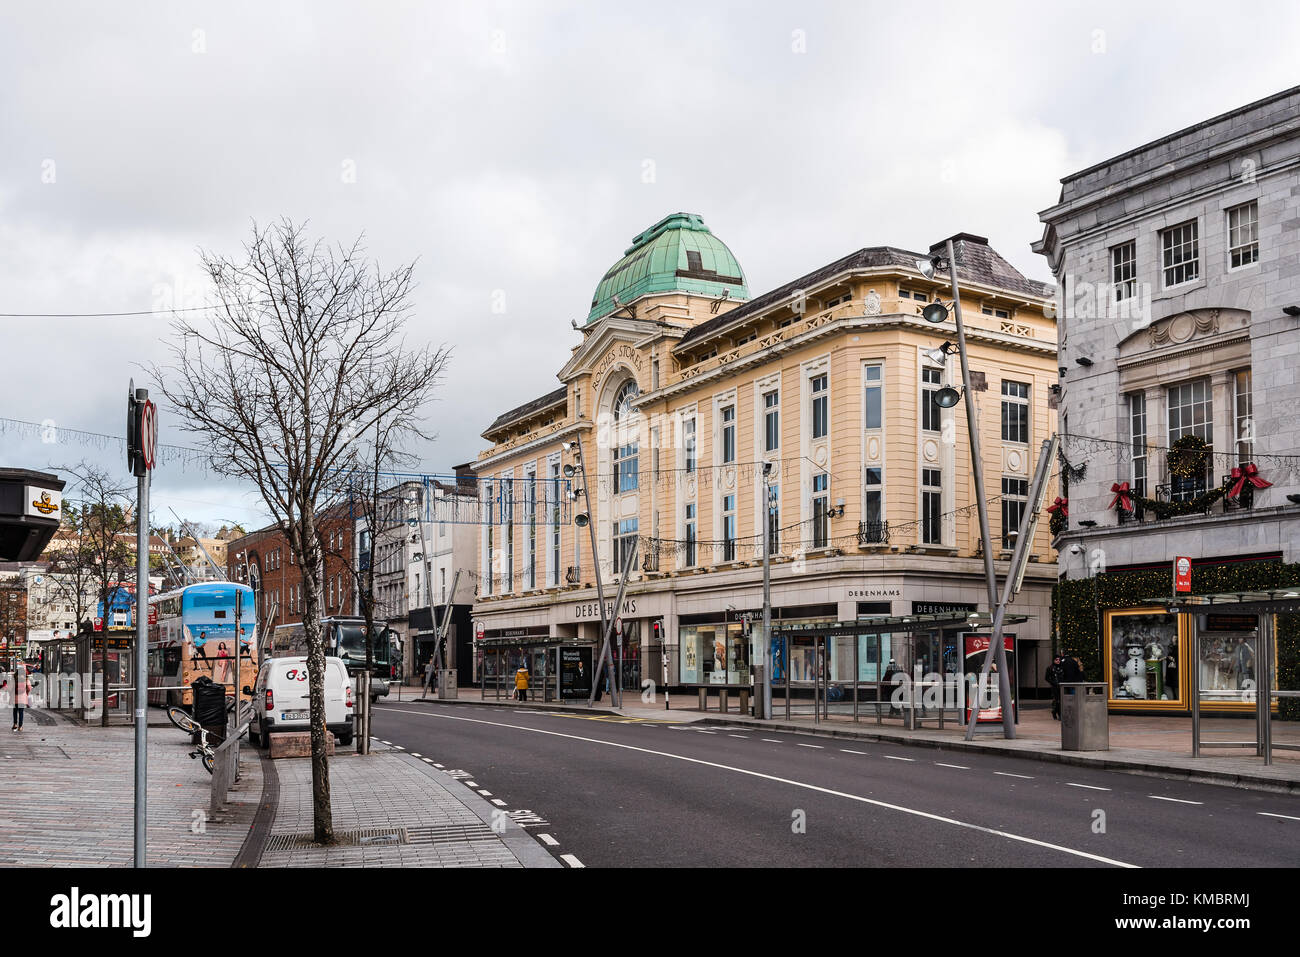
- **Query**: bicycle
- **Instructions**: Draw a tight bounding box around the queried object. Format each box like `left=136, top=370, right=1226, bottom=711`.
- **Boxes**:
left=188, top=725, right=219, bottom=774
left=167, top=696, right=253, bottom=735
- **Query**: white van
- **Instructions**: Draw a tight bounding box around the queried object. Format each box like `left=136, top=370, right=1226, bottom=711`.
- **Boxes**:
left=247, top=655, right=354, bottom=747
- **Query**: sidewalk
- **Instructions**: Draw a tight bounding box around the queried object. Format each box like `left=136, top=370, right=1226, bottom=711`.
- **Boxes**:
left=255, top=740, right=558, bottom=867
left=0, top=710, right=262, bottom=867
left=398, top=686, right=1300, bottom=793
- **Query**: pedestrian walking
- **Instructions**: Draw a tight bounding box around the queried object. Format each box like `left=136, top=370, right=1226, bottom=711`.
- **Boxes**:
left=1060, top=654, right=1085, bottom=684
left=1045, top=655, right=1064, bottom=720
left=2, top=661, right=33, bottom=731
left=423, top=656, right=437, bottom=697
left=514, top=662, right=530, bottom=702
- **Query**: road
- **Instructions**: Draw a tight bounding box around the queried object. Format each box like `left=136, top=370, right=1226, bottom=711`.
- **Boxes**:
left=372, top=701, right=1300, bottom=868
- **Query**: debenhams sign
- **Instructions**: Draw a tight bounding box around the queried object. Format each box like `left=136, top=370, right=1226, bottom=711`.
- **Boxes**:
left=847, top=588, right=900, bottom=598
left=573, top=598, right=637, bottom=620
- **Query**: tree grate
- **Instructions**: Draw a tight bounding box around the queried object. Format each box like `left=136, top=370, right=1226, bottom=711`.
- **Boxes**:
left=263, top=827, right=408, bottom=851
left=405, top=824, right=500, bottom=845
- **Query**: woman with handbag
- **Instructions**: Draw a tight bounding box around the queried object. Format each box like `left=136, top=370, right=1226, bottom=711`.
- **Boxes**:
left=2, top=661, right=33, bottom=731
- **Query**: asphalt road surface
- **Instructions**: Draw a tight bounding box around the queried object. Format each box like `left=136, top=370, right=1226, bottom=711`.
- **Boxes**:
left=372, top=701, right=1300, bottom=868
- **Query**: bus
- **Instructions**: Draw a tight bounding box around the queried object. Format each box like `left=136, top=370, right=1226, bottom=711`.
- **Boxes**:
left=147, top=582, right=259, bottom=708
left=271, top=616, right=397, bottom=701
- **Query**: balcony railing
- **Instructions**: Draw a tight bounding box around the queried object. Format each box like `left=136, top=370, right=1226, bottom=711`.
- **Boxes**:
left=858, top=520, right=890, bottom=545
left=564, top=566, right=580, bottom=585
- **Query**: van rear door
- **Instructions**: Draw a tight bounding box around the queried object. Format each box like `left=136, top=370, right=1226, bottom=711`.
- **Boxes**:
left=273, top=660, right=312, bottom=721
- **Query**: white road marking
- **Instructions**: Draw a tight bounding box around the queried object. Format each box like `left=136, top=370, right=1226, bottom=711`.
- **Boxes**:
left=381, top=740, right=392, bottom=745
left=433, top=763, right=444, bottom=768
left=1258, top=811, right=1300, bottom=822
left=392, top=745, right=405, bottom=750
left=411, top=752, right=422, bottom=758
left=466, top=781, right=478, bottom=788
left=383, top=706, right=1140, bottom=868
left=421, top=757, right=434, bottom=763
left=935, top=763, right=970, bottom=770
left=693, top=729, right=717, bottom=734
left=537, top=833, right=560, bottom=846
left=1067, top=783, right=1110, bottom=791
left=478, top=790, right=492, bottom=796
left=491, top=799, right=507, bottom=807
left=1148, top=795, right=1202, bottom=805
left=761, top=738, right=783, bottom=743
left=994, top=771, right=1033, bottom=779
left=840, top=749, right=867, bottom=755
left=560, top=853, right=585, bottom=868
left=883, top=755, right=914, bottom=762
left=796, top=743, right=824, bottom=749
left=728, top=734, right=749, bottom=739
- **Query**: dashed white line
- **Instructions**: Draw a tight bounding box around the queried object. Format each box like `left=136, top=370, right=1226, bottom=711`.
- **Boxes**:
left=1258, top=811, right=1300, bottom=822
left=883, top=755, right=914, bottom=762
left=796, top=743, right=824, bottom=749
left=560, top=853, right=585, bottom=868
left=761, top=738, right=783, bottom=743
left=411, top=752, right=422, bottom=758
left=693, top=729, right=717, bottom=734
left=935, top=763, right=970, bottom=770
left=840, top=749, right=867, bottom=755
left=1148, top=795, right=1202, bottom=805
left=994, top=771, right=1033, bottom=779
left=491, top=799, right=507, bottom=807
left=381, top=740, right=392, bottom=745
left=421, top=757, right=435, bottom=763
left=465, top=781, right=479, bottom=788
left=433, top=763, right=444, bottom=768
left=392, top=745, right=405, bottom=751
left=537, top=833, right=560, bottom=846
left=728, top=734, right=750, bottom=739
left=478, top=790, right=493, bottom=797
left=1066, top=783, right=1110, bottom=791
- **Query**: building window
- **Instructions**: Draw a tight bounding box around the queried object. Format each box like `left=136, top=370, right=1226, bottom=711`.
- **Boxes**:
left=764, top=391, right=780, bottom=452
left=1130, top=392, right=1148, bottom=497
left=922, top=468, right=942, bottom=545
left=504, top=479, right=514, bottom=592
left=1161, top=220, right=1199, bottom=287
left=526, top=478, right=537, bottom=589
left=1111, top=241, right=1136, bottom=302
left=812, top=473, right=829, bottom=548
left=864, top=365, right=882, bottom=430
left=1167, top=378, right=1213, bottom=499
left=1227, top=202, right=1259, bottom=269
left=550, top=462, right=561, bottom=587
left=440, top=568, right=447, bottom=604
left=1000, top=380, right=1029, bottom=444
left=613, top=442, right=639, bottom=493
left=722, top=496, right=736, bottom=562
left=898, top=287, right=928, bottom=302
left=811, top=375, right=828, bottom=439
left=683, top=417, right=697, bottom=473
left=1001, top=478, right=1028, bottom=549
left=981, top=306, right=1010, bottom=319
left=721, top=406, right=736, bottom=464
left=612, top=518, right=639, bottom=575
left=685, top=504, right=697, bottom=568
left=863, top=467, right=883, bottom=530
left=1235, top=369, right=1254, bottom=463
left=921, top=367, right=943, bottom=433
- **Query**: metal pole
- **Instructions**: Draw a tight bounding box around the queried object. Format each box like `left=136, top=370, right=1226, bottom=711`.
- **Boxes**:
left=573, top=439, right=615, bottom=706
left=1259, top=613, right=1272, bottom=763
left=1191, top=612, right=1201, bottom=758
left=132, top=433, right=150, bottom=868
left=945, top=240, right=1015, bottom=741
left=232, top=589, right=242, bottom=772
left=760, top=472, right=773, bottom=720
left=590, top=541, right=636, bottom=707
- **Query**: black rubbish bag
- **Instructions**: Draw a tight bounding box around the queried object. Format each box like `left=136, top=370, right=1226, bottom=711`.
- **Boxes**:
left=192, top=676, right=227, bottom=728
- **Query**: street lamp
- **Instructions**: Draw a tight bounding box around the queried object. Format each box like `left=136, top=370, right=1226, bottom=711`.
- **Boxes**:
left=562, top=440, right=617, bottom=706
left=920, top=241, right=1016, bottom=740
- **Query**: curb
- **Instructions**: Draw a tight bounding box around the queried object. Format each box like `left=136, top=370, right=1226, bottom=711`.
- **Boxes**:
left=386, top=695, right=624, bottom=718
left=233, top=747, right=277, bottom=868
left=696, top=716, right=1300, bottom=795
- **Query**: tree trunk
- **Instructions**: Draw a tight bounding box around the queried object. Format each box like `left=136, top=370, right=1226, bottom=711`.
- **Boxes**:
left=299, top=512, right=333, bottom=845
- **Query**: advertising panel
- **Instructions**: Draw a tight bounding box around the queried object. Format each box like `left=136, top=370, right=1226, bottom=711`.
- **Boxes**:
left=558, top=646, right=592, bottom=700
left=963, top=634, right=1016, bottom=723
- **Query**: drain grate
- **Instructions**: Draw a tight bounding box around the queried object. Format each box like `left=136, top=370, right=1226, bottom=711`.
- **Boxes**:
left=264, top=827, right=408, bottom=852
left=406, top=823, right=500, bottom=846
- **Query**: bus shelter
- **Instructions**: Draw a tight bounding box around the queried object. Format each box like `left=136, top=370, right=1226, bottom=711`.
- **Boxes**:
left=476, top=636, right=563, bottom=703
left=771, top=611, right=1031, bottom=728
left=1155, top=590, right=1300, bottom=765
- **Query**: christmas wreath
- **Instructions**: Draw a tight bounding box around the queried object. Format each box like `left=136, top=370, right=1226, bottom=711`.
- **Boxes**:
left=1167, top=434, right=1209, bottom=479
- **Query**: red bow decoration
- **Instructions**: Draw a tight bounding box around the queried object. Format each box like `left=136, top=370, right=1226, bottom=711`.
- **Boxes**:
left=1227, top=463, right=1271, bottom=500
left=1109, top=481, right=1134, bottom=512
left=1047, top=497, right=1068, bottom=517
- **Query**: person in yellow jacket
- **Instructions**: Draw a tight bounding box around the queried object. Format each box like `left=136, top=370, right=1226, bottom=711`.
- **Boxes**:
left=514, top=663, right=530, bottom=702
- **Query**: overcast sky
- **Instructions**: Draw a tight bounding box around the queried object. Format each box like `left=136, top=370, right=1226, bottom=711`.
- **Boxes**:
left=2, top=1, right=1297, bottom=532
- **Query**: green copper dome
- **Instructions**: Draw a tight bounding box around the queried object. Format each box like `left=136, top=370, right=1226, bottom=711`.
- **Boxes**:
left=587, top=212, right=748, bottom=324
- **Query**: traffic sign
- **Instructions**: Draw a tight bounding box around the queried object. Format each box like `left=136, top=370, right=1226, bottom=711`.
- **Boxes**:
left=474, top=620, right=485, bottom=640
left=614, top=616, right=623, bottom=636
left=140, top=399, right=157, bottom=470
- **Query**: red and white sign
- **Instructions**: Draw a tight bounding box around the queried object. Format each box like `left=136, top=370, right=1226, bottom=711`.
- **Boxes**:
left=140, top=399, right=158, bottom=470
left=93, top=617, right=103, bottom=632
left=1174, top=556, right=1192, bottom=593
left=474, top=620, right=485, bottom=641
left=147, top=605, right=157, bottom=626
left=614, top=616, right=623, bottom=636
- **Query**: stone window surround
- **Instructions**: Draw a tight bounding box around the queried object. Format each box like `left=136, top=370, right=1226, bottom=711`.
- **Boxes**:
left=799, top=354, right=831, bottom=547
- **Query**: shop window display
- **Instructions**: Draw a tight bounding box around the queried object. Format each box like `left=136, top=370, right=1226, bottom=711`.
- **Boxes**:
left=1107, top=611, right=1179, bottom=702
left=1198, top=628, right=1257, bottom=702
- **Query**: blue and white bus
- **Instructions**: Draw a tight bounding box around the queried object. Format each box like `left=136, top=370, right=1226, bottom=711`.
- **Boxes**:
left=147, top=582, right=258, bottom=708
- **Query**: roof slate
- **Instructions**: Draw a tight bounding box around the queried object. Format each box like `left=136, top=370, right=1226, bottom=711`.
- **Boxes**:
left=484, top=385, right=567, bottom=436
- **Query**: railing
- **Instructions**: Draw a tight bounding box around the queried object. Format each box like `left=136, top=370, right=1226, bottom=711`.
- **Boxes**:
left=564, top=566, right=580, bottom=585
left=1221, top=473, right=1255, bottom=512
left=857, top=520, right=889, bottom=545
left=641, top=549, right=659, bottom=572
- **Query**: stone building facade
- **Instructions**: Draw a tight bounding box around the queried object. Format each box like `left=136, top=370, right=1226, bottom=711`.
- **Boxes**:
left=1034, top=85, right=1300, bottom=712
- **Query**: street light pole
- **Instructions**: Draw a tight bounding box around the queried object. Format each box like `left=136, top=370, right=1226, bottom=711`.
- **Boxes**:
left=567, top=438, right=616, bottom=708
left=759, top=466, right=774, bottom=719
left=937, top=240, right=1016, bottom=740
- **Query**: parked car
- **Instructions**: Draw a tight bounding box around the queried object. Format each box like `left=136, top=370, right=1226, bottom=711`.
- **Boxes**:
left=246, top=655, right=354, bottom=748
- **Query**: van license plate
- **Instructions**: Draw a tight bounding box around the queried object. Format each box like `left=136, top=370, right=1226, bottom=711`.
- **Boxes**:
left=282, top=711, right=309, bottom=720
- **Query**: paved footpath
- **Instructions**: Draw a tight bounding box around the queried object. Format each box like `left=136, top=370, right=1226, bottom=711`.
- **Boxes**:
left=0, top=710, right=261, bottom=867
left=257, top=739, right=558, bottom=868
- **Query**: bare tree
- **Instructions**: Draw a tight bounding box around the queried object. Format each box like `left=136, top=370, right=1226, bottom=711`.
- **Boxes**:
left=153, top=218, right=450, bottom=844
left=49, top=462, right=135, bottom=725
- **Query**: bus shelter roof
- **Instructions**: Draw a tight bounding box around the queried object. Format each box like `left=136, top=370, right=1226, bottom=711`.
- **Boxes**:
left=1148, top=590, right=1300, bottom=614
left=772, top=611, right=1031, bottom=638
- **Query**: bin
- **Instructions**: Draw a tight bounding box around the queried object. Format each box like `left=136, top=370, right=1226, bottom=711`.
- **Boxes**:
left=1060, top=682, right=1108, bottom=751
left=437, top=669, right=458, bottom=700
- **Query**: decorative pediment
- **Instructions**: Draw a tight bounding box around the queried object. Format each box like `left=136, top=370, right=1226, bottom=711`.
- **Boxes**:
left=1117, top=308, right=1249, bottom=362
left=558, top=317, right=656, bottom=382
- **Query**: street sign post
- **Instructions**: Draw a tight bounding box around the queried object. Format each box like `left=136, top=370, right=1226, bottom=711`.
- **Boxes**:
left=128, top=382, right=156, bottom=868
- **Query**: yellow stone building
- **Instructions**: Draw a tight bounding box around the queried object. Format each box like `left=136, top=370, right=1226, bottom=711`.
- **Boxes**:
left=471, top=213, right=1059, bottom=700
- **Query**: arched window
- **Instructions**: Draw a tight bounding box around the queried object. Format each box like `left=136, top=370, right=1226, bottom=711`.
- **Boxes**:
left=611, top=379, right=640, bottom=493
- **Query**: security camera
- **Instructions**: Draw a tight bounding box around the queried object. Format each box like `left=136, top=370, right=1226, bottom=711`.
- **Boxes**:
left=1069, top=544, right=1082, bottom=555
